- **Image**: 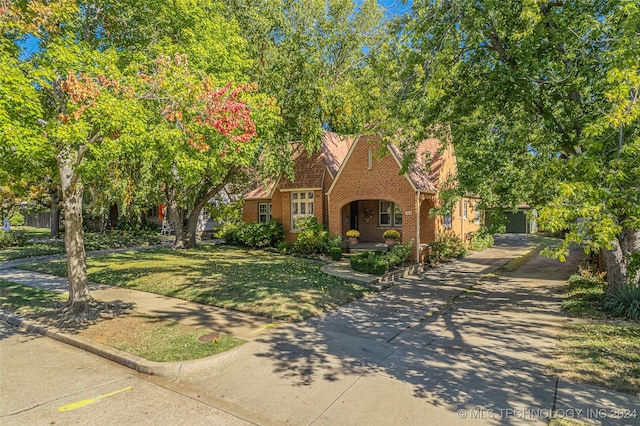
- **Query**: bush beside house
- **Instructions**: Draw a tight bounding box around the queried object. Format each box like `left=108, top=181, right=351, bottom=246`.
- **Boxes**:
left=350, top=243, right=411, bottom=275
left=468, top=229, right=494, bottom=251
left=291, top=217, right=341, bottom=255
left=424, top=232, right=468, bottom=265
left=218, top=220, right=284, bottom=249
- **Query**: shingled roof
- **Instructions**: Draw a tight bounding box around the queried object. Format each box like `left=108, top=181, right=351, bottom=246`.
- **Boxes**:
left=244, top=132, right=449, bottom=198
left=387, top=137, right=447, bottom=193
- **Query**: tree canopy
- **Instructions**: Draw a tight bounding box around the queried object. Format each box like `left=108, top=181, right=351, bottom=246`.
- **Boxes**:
left=391, top=0, right=639, bottom=289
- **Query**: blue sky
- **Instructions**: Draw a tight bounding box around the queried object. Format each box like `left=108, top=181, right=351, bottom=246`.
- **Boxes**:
left=377, top=0, right=412, bottom=16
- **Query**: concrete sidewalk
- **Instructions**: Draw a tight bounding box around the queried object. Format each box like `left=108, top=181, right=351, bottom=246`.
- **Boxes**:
left=1, top=234, right=638, bottom=425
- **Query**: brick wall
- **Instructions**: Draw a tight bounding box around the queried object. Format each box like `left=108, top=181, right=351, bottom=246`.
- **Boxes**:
left=328, top=136, right=419, bottom=249
left=242, top=200, right=260, bottom=223
left=242, top=136, right=481, bottom=253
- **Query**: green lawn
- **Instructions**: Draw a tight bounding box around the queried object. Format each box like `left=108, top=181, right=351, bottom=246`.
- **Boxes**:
left=0, top=226, right=64, bottom=261
left=19, top=245, right=369, bottom=321
left=0, top=241, right=65, bottom=261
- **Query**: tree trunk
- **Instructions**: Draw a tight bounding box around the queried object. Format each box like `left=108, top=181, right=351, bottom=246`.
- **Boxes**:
left=184, top=207, right=201, bottom=249
left=58, top=148, right=93, bottom=315
left=165, top=168, right=235, bottom=250
left=167, top=205, right=200, bottom=249
left=602, top=228, right=640, bottom=295
left=50, top=187, right=61, bottom=239
left=166, top=184, right=186, bottom=249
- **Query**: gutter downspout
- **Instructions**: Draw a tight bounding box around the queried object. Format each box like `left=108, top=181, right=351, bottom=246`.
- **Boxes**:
left=460, top=199, right=465, bottom=239
left=415, top=191, right=421, bottom=261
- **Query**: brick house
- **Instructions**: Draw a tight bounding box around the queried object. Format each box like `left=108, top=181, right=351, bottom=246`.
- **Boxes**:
left=242, top=132, right=481, bottom=259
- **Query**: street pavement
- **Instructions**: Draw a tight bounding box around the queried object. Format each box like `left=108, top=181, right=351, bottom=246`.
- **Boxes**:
left=1, top=234, right=639, bottom=425
left=0, top=321, right=250, bottom=425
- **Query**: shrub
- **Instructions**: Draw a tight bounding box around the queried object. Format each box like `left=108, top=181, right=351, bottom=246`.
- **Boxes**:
left=382, top=229, right=400, bottom=240
left=0, top=230, right=29, bottom=248
left=603, top=284, right=640, bottom=320
left=13, top=230, right=29, bottom=246
left=217, top=221, right=242, bottom=245
left=469, top=229, right=494, bottom=251
left=350, top=251, right=389, bottom=275
left=291, top=217, right=340, bottom=255
left=244, top=221, right=284, bottom=248
left=275, top=241, right=294, bottom=253
left=425, top=232, right=468, bottom=264
left=330, top=247, right=343, bottom=261
left=350, top=243, right=412, bottom=275
left=387, top=242, right=411, bottom=268
left=0, top=232, right=13, bottom=248
left=217, top=220, right=283, bottom=248
left=8, top=213, right=25, bottom=227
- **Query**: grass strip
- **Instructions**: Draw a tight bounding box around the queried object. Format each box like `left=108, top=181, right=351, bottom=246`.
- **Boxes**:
left=548, top=323, right=640, bottom=396
left=493, top=235, right=560, bottom=276
left=1, top=281, right=245, bottom=362
left=79, top=313, right=246, bottom=362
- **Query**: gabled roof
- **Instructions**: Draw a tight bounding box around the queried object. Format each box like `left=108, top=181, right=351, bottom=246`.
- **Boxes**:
left=243, top=131, right=353, bottom=198
left=243, top=131, right=450, bottom=199
left=387, top=137, right=447, bottom=193
left=321, top=132, right=356, bottom=177
left=278, top=143, right=325, bottom=190
left=243, top=177, right=276, bottom=200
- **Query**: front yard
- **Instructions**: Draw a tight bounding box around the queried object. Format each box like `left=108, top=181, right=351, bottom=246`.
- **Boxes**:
left=18, top=245, right=369, bottom=321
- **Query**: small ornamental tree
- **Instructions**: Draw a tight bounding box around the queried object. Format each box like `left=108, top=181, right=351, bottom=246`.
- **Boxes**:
left=136, top=54, right=275, bottom=249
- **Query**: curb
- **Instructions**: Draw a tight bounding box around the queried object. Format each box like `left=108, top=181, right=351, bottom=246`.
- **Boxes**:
left=0, top=309, right=183, bottom=379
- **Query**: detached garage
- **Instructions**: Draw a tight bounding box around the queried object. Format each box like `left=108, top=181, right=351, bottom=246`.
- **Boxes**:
left=503, top=209, right=538, bottom=234
left=488, top=208, right=538, bottom=234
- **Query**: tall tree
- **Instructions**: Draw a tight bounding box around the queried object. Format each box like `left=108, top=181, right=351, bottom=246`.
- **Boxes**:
left=133, top=53, right=276, bottom=248
left=225, top=0, right=389, bottom=155
left=3, top=0, right=148, bottom=318
left=393, top=0, right=639, bottom=291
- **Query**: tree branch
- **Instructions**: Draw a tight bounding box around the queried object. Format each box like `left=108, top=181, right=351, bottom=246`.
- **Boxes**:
left=540, top=0, right=564, bottom=15
left=190, top=167, right=238, bottom=216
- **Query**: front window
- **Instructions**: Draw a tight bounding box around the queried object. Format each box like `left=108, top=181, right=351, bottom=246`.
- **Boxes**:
left=463, top=201, right=468, bottom=219
left=291, top=191, right=315, bottom=229
left=258, top=203, right=271, bottom=223
left=379, top=201, right=402, bottom=227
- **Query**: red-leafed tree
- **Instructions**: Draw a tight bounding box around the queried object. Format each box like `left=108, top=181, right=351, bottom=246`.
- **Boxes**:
left=136, top=54, right=278, bottom=249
